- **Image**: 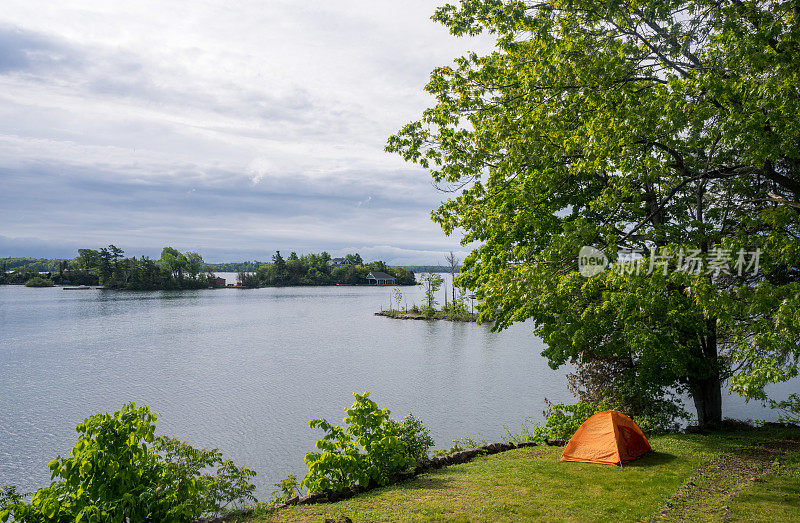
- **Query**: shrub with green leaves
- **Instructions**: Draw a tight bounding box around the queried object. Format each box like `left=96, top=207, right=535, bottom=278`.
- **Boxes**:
left=0, top=486, right=23, bottom=516
left=268, top=475, right=302, bottom=506
left=154, top=436, right=257, bottom=517
left=391, top=413, right=434, bottom=464
left=432, top=434, right=490, bottom=457
left=539, top=401, right=606, bottom=441
left=24, top=276, right=54, bottom=287
left=0, top=403, right=256, bottom=523
left=302, top=392, right=420, bottom=493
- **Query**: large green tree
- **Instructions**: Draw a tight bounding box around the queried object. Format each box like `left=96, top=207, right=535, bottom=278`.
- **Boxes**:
left=160, top=247, right=188, bottom=280
left=388, top=0, right=800, bottom=425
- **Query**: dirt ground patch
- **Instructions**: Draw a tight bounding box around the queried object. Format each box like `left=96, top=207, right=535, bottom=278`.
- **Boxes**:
left=655, top=438, right=800, bottom=521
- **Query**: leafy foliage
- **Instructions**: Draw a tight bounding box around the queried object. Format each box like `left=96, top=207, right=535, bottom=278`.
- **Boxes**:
left=388, top=0, right=800, bottom=426
left=567, top=355, right=690, bottom=432
left=13, top=245, right=214, bottom=290
left=392, top=287, right=403, bottom=309
left=24, top=276, right=54, bottom=287
left=0, top=486, right=24, bottom=515
left=253, top=251, right=415, bottom=286
left=390, top=413, right=435, bottom=464
left=433, top=435, right=490, bottom=457
left=205, top=455, right=257, bottom=512
left=153, top=436, right=257, bottom=516
left=268, top=475, right=303, bottom=506
left=501, top=418, right=541, bottom=444
left=0, top=403, right=256, bottom=523
left=418, top=273, right=444, bottom=313
left=302, top=393, right=424, bottom=493
left=537, top=401, right=607, bottom=441
left=2, top=250, right=417, bottom=288
left=0, top=258, right=67, bottom=272
left=205, top=261, right=264, bottom=272
left=237, top=270, right=260, bottom=288
left=770, top=393, right=800, bottom=425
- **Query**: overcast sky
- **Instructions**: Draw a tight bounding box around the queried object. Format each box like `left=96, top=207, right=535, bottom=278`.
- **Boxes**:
left=0, top=1, right=489, bottom=264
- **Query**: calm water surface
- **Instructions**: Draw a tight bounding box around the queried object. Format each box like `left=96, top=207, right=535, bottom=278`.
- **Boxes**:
left=0, top=274, right=793, bottom=497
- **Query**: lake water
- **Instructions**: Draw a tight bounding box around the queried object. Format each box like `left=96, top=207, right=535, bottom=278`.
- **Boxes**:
left=0, top=274, right=795, bottom=498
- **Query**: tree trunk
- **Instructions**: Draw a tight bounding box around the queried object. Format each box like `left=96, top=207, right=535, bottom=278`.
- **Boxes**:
left=690, top=322, right=723, bottom=426
left=690, top=375, right=722, bottom=426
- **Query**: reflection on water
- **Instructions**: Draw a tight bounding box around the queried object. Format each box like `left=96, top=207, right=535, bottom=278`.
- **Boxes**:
left=0, top=274, right=794, bottom=497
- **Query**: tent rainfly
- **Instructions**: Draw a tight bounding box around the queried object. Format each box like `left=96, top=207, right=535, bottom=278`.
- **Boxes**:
left=560, top=410, right=651, bottom=466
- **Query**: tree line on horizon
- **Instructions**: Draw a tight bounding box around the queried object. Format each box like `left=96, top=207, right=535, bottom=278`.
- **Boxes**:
left=1, top=257, right=455, bottom=275
left=0, top=248, right=415, bottom=289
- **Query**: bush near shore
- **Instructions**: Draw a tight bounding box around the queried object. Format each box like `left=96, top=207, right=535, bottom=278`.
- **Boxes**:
left=24, top=276, right=54, bottom=287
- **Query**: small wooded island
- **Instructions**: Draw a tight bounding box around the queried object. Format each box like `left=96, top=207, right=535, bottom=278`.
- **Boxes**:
left=235, top=252, right=415, bottom=288
left=375, top=273, right=480, bottom=322
left=375, top=308, right=478, bottom=322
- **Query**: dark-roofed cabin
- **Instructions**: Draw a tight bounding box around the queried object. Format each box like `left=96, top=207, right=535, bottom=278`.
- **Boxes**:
left=366, top=271, right=396, bottom=285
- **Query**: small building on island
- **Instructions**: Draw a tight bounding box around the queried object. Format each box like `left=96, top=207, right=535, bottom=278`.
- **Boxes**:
left=330, top=257, right=355, bottom=266
left=366, top=271, right=396, bottom=285
left=212, top=277, right=226, bottom=288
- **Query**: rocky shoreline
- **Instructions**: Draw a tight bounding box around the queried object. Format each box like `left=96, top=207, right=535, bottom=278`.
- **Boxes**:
left=270, top=439, right=566, bottom=510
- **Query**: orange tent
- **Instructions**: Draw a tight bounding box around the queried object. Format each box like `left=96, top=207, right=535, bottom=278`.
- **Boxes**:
left=561, top=410, right=651, bottom=466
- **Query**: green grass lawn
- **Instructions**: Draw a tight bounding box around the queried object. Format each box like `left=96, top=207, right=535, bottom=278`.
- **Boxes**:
left=728, top=442, right=800, bottom=522
left=244, top=427, right=799, bottom=522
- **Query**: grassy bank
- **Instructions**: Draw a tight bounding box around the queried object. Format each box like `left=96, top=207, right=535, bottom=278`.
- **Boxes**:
left=247, top=426, right=799, bottom=522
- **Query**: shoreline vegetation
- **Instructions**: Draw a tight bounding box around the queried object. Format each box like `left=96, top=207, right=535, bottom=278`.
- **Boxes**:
left=0, top=248, right=415, bottom=290
left=23, top=276, right=55, bottom=287
left=3, top=396, right=798, bottom=522
left=0, top=256, right=441, bottom=280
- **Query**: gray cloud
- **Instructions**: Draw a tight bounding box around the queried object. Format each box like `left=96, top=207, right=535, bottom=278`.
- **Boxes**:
left=0, top=24, right=81, bottom=73
left=0, top=161, right=460, bottom=263
left=0, top=1, right=492, bottom=264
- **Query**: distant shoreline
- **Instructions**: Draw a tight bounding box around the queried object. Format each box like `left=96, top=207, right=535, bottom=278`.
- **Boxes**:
left=1, top=279, right=430, bottom=294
